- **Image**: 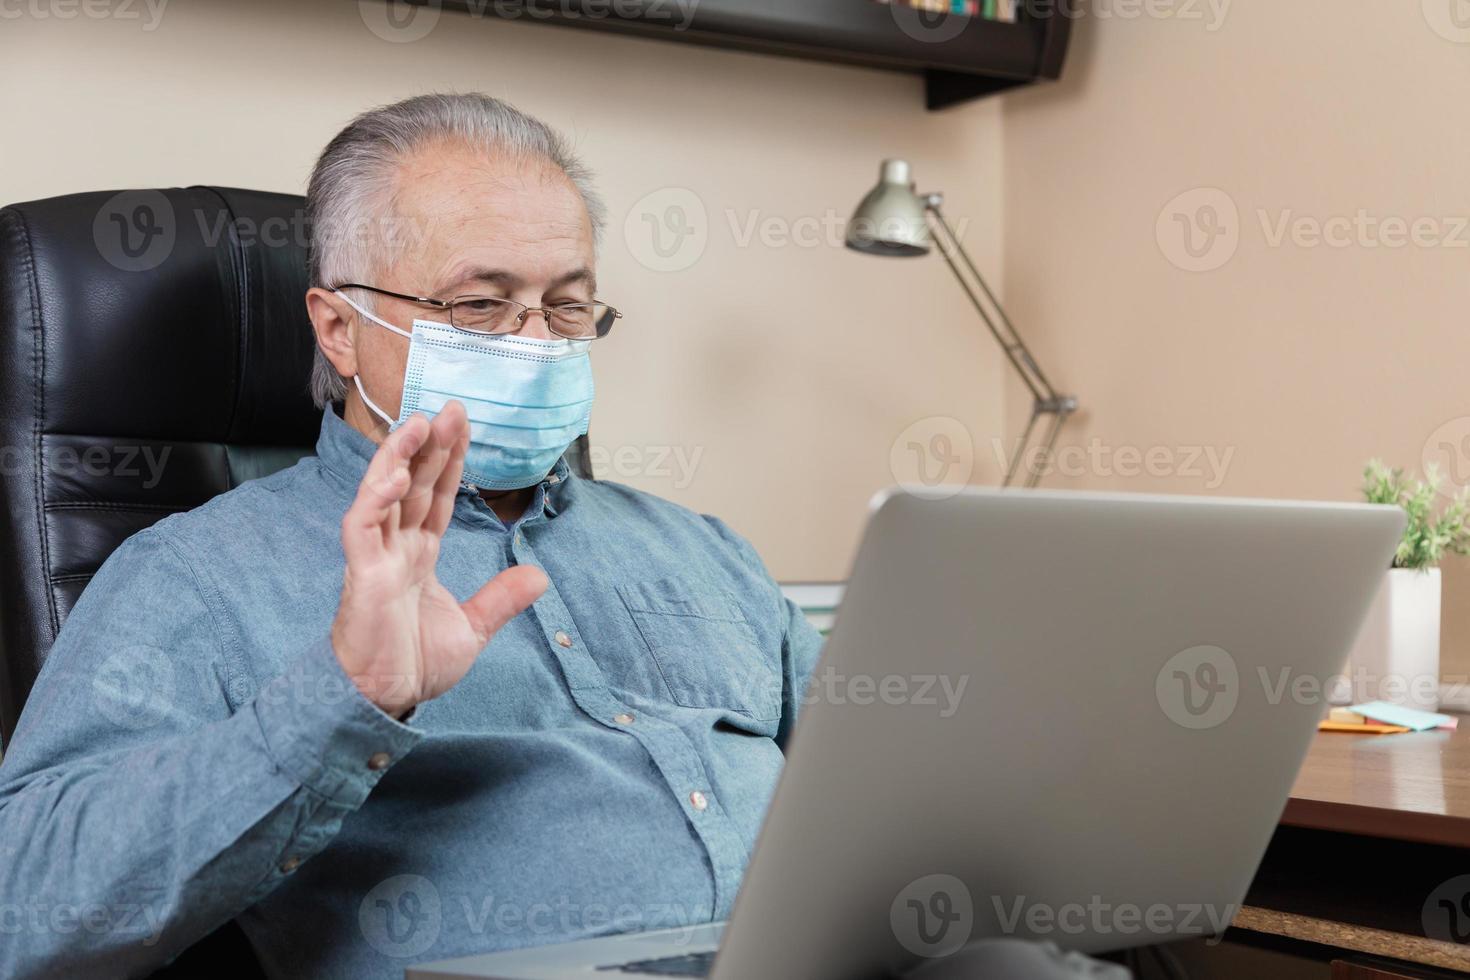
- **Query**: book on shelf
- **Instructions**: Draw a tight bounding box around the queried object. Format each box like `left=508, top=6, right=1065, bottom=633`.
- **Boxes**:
left=870, top=0, right=1018, bottom=20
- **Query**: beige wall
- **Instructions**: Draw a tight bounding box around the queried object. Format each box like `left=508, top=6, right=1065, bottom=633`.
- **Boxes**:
left=1000, top=0, right=1470, bottom=685
left=0, top=0, right=1006, bottom=581
left=11, top=1, right=1459, bottom=679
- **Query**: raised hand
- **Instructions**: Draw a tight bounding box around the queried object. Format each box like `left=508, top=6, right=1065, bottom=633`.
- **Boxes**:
left=330, top=401, right=548, bottom=717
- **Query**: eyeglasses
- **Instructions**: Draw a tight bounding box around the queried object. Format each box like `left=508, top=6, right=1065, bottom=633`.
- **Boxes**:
left=333, top=283, right=623, bottom=340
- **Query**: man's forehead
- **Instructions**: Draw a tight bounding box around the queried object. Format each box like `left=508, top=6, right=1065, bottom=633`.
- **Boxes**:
left=392, top=143, right=587, bottom=226
left=385, top=142, right=595, bottom=288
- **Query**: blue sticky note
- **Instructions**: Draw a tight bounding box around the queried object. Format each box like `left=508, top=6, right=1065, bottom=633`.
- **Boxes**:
left=1348, top=700, right=1453, bottom=732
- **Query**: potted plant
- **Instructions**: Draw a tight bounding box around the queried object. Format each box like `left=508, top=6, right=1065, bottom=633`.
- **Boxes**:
left=1335, top=461, right=1470, bottom=710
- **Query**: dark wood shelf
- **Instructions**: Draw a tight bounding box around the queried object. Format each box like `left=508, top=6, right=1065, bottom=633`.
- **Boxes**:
left=432, top=0, right=1071, bottom=109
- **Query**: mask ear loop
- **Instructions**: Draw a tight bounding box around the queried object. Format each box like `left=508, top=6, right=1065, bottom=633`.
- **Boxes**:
left=334, top=289, right=413, bottom=432
left=353, top=374, right=397, bottom=429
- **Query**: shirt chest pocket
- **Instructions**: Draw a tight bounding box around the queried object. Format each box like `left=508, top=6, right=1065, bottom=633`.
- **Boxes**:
left=616, top=579, right=782, bottom=721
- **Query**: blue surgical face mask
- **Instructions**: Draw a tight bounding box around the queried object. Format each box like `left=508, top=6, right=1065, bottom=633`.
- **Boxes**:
left=336, top=291, right=594, bottom=491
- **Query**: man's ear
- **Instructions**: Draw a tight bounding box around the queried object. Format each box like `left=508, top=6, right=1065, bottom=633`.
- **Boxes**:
left=306, top=287, right=358, bottom=380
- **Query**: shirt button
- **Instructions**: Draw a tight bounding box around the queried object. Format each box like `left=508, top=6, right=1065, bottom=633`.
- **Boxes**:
left=367, top=752, right=392, bottom=771
left=280, top=856, right=301, bottom=874
left=614, top=713, right=635, bottom=725
left=514, top=532, right=522, bottom=545
left=554, top=630, right=573, bottom=648
left=689, top=791, right=709, bottom=811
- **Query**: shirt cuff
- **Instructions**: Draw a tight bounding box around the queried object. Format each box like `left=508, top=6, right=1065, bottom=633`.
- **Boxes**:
left=253, top=636, right=424, bottom=808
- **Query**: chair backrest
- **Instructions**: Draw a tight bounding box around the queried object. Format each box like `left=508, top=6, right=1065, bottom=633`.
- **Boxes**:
left=0, top=185, right=324, bottom=977
left=0, top=187, right=325, bottom=748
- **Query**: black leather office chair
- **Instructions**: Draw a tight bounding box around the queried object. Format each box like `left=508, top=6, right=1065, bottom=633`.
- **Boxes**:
left=0, top=185, right=591, bottom=976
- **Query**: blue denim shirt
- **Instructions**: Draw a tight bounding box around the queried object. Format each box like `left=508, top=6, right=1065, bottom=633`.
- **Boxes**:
left=0, top=408, right=823, bottom=979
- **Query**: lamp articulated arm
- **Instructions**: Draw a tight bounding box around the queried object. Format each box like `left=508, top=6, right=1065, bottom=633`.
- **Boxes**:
left=924, top=197, right=1078, bottom=488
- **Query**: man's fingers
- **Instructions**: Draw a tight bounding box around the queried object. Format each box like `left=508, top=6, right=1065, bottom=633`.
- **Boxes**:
left=399, top=409, right=456, bottom=530
left=341, top=415, right=429, bottom=564
left=461, top=565, right=549, bottom=644
left=427, top=404, right=471, bottom=537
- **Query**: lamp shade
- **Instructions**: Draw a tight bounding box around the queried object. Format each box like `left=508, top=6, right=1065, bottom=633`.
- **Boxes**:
left=844, top=159, right=932, bottom=257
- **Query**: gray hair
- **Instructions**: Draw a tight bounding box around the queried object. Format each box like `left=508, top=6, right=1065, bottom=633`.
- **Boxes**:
left=305, top=93, right=607, bottom=408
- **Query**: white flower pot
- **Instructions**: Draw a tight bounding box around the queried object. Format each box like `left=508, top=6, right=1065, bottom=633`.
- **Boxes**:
left=1332, top=567, right=1442, bottom=710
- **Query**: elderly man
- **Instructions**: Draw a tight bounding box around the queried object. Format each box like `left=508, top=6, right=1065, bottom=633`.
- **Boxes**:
left=0, top=94, right=822, bottom=979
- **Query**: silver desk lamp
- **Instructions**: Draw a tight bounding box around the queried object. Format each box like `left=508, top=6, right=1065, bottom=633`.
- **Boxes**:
left=845, top=159, right=1078, bottom=488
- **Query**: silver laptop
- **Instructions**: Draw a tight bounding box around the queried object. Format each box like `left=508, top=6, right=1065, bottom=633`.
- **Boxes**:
left=409, top=488, right=1402, bottom=980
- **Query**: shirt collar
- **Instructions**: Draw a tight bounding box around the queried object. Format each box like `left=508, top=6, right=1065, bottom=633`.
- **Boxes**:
left=314, top=406, right=578, bottom=517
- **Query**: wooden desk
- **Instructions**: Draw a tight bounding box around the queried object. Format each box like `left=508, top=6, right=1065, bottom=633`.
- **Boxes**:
left=1283, top=724, right=1470, bottom=849
left=1227, top=724, right=1470, bottom=978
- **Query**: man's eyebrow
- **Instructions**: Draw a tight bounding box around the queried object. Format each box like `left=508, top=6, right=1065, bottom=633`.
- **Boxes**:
left=439, top=267, right=522, bottom=293
left=548, top=267, right=596, bottom=293
left=438, top=266, right=597, bottom=295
